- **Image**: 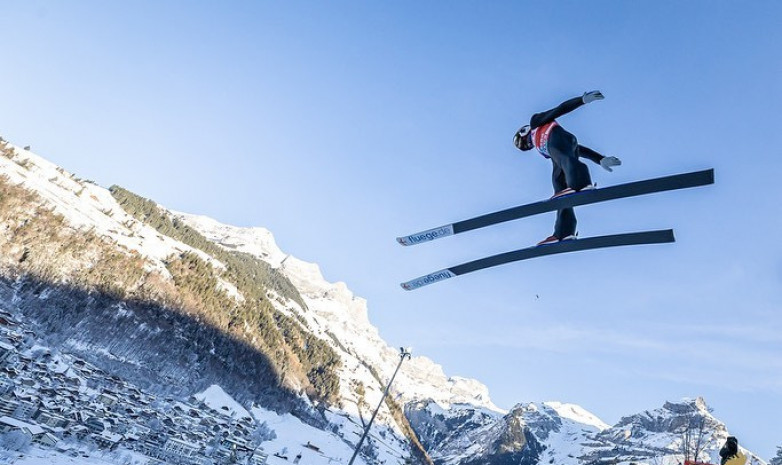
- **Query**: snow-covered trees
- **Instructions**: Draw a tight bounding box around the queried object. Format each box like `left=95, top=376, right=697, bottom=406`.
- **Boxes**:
left=248, top=422, right=277, bottom=446
left=0, top=431, right=31, bottom=452
left=769, top=447, right=782, bottom=465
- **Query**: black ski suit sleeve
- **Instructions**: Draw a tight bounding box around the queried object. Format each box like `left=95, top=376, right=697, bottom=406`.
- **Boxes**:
left=577, top=145, right=605, bottom=164
left=529, top=96, right=585, bottom=129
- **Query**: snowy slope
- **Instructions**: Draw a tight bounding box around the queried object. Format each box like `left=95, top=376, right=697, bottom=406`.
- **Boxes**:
left=175, top=212, right=508, bottom=463
left=175, top=213, right=504, bottom=415
left=195, top=384, right=376, bottom=464
left=0, top=141, right=221, bottom=277
left=544, top=401, right=610, bottom=431
left=518, top=402, right=608, bottom=465
left=195, top=384, right=253, bottom=420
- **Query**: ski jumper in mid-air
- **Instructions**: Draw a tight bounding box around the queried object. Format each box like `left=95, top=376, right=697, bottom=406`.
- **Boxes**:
left=513, top=90, right=622, bottom=245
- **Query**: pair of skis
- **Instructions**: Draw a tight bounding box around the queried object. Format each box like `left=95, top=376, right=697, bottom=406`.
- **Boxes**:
left=398, top=169, right=714, bottom=290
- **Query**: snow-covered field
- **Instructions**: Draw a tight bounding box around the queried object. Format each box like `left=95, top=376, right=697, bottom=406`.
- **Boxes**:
left=3, top=447, right=147, bottom=465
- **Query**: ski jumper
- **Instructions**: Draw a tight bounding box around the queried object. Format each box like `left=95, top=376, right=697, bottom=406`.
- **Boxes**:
left=529, top=96, right=607, bottom=239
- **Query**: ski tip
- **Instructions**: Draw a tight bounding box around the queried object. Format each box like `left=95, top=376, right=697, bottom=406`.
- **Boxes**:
left=624, top=228, right=675, bottom=245
left=688, top=168, right=715, bottom=186
left=396, top=236, right=411, bottom=246
left=644, top=228, right=675, bottom=243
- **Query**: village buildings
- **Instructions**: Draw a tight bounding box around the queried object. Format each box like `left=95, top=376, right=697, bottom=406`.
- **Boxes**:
left=0, top=309, right=274, bottom=465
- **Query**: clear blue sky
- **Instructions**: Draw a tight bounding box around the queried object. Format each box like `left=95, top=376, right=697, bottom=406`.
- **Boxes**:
left=1, top=0, right=780, bottom=459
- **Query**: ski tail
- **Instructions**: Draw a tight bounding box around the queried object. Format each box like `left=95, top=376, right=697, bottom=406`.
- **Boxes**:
left=400, top=230, right=674, bottom=290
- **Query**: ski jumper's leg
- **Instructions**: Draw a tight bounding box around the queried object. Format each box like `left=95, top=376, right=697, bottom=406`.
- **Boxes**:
left=551, top=164, right=577, bottom=238
left=547, top=128, right=592, bottom=191
left=547, top=128, right=591, bottom=238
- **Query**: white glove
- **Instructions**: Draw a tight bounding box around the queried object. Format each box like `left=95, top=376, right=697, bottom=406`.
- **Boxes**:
left=582, top=90, right=604, bottom=104
left=600, top=156, right=621, bottom=172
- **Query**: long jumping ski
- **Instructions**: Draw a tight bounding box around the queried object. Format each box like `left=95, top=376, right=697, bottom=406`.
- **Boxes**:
left=397, top=169, right=713, bottom=246
left=400, top=229, right=675, bottom=291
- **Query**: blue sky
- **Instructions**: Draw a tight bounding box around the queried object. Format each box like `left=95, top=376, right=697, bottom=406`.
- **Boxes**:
left=1, top=0, right=780, bottom=459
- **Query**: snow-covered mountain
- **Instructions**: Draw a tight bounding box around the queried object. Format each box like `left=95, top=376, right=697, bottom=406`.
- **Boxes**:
left=175, top=212, right=502, bottom=410
left=0, top=137, right=768, bottom=465
left=175, top=211, right=506, bottom=463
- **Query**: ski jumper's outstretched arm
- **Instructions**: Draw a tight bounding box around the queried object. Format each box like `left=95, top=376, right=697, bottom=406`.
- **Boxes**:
left=577, top=145, right=605, bottom=164
left=529, top=96, right=585, bottom=129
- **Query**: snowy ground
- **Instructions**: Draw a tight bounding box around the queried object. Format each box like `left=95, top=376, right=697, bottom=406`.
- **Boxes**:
left=2, top=447, right=147, bottom=465
left=254, top=408, right=357, bottom=465
left=195, top=384, right=253, bottom=420
left=198, top=384, right=406, bottom=465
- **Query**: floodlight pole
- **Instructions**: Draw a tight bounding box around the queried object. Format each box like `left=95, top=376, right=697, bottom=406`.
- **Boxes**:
left=348, top=347, right=412, bottom=465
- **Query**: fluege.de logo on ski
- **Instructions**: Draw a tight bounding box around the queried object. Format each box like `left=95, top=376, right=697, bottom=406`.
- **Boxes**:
left=403, top=269, right=456, bottom=290
left=421, top=270, right=452, bottom=283
left=405, top=225, right=454, bottom=244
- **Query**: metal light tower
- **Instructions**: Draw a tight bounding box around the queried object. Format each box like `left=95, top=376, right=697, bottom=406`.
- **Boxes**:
left=348, top=347, right=412, bottom=465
